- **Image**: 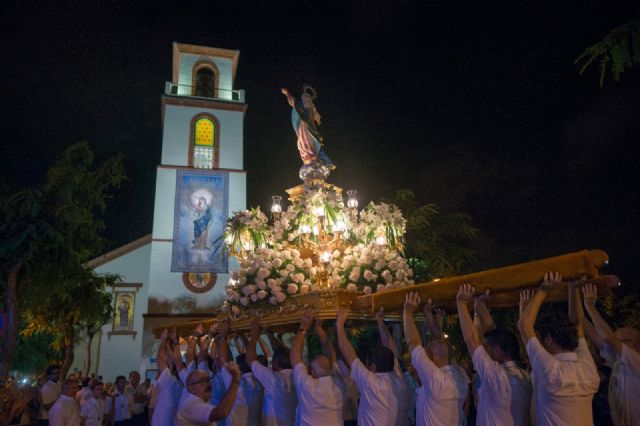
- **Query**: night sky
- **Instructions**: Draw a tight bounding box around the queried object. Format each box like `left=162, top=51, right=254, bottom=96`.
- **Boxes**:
left=1, top=2, right=639, bottom=291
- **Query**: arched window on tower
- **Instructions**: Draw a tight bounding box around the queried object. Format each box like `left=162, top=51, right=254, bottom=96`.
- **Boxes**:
left=192, top=117, right=215, bottom=169
left=194, top=68, right=215, bottom=98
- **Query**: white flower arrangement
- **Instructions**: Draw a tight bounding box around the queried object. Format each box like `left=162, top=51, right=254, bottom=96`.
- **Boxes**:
left=222, top=186, right=413, bottom=309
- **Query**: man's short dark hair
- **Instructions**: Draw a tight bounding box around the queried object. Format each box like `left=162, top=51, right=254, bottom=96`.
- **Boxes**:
left=46, top=365, right=60, bottom=376
left=81, top=377, right=91, bottom=387
left=484, top=329, right=521, bottom=360
left=235, top=354, right=251, bottom=374
left=272, top=346, right=292, bottom=370
left=115, top=375, right=127, bottom=383
left=90, top=380, right=103, bottom=390
left=535, top=312, right=578, bottom=351
left=367, top=347, right=395, bottom=373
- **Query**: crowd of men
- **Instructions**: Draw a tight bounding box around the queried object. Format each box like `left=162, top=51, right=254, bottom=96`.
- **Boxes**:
left=2, top=271, right=639, bottom=425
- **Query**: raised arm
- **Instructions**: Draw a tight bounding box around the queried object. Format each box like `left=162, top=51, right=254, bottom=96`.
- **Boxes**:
left=245, top=319, right=261, bottom=365
left=264, top=328, right=284, bottom=352
left=423, top=298, right=444, bottom=341
left=158, top=329, right=169, bottom=371
left=583, top=284, right=622, bottom=354
left=314, top=319, right=337, bottom=364
left=518, top=271, right=560, bottom=343
left=403, top=291, right=423, bottom=353
left=474, top=289, right=495, bottom=334
left=336, top=309, right=358, bottom=366
left=208, top=363, right=242, bottom=421
left=456, top=284, right=481, bottom=354
left=375, top=307, right=399, bottom=357
left=281, top=88, right=295, bottom=107
left=168, top=327, right=185, bottom=373
left=291, top=311, right=314, bottom=367
left=257, top=336, right=271, bottom=358
left=567, top=280, right=585, bottom=338
left=216, top=321, right=230, bottom=370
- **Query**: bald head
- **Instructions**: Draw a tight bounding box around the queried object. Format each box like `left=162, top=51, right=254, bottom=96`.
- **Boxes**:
left=427, top=339, right=449, bottom=367
left=615, top=327, right=640, bottom=353
left=310, top=355, right=332, bottom=378
left=186, top=369, right=212, bottom=401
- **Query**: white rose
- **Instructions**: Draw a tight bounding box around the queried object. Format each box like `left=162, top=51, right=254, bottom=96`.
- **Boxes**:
left=376, top=284, right=386, bottom=293
left=382, top=270, right=393, bottom=283
left=287, top=283, right=299, bottom=294
left=239, top=297, right=249, bottom=306
left=389, top=260, right=399, bottom=270
left=257, top=267, right=270, bottom=279
left=257, top=290, right=268, bottom=299
left=363, top=286, right=372, bottom=295
left=346, top=283, right=358, bottom=292
left=273, top=258, right=283, bottom=268
left=256, top=279, right=266, bottom=290
left=286, top=263, right=295, bottom=272
left=363, top=269, right=374, bottom=281
left=300, top=284, right=310, bottom=295
left=250, top=294, right=258, bottom=302
left=349, top=266, right=361, bottom=282
left=293, top=257, right=304, bottom=268
left=276, top=292, right=286, bottom=302
left=396, top=270, right=405, bottom=281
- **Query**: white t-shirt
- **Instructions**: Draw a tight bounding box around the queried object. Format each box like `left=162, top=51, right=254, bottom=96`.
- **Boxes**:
left=607, top=343, right=640, bottom=426
left=151, top=368, right=183, bottom=426
left=40, top=380, right=62, bottom=419
left=175, top=390, right=215, bottom=426
left=251, top=361, right=297, bottom=426
left=350, top=358, right=409, bottom=426
left=526, top=337, right=599, bottom=426
left=222, top=369, right=263, bottom=426
left=105, top=390, right=133, bottom=421
left=411, top=346, right=469, bottom=426
left=76, top=387, right=93, bottom=407
left=80, top=396, right=104, bottom=426
left=293, top=363, right=343, bottom=426
left=472, top=346, right=531, bottom=426
left=49, top=394, right=81, bottom=426
left=126, top=382, right=148, bottom=415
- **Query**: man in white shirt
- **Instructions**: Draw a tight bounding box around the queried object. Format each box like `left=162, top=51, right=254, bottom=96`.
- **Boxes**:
left=76, top=377, right=93, bottom=407
left=151, top=328, right=183, bottom=426
left=291, top=311, right=343, bottom=426
left=245, top=320, right=298, bottom=426
left=49, top=379, right=81, bottom=426
left=175, top=363, right=242, bottom=426
left=518, top=271, right=599, bottom=426
left=125, top=371, right=149, bottom=426
left=337, top=308, right=409, bottom=426
left=80, top=380, right=105, bottom=426
left=39, top=364, right=64, bottom=425
left=403, top=292, right=469, bottom=426
left=581, top=283, right=640, bottom=426
left=456, top=284, right=531, bottom=426
left=215, top=328, right=263, bottom=426
left=105, top=375, right=134, bottom=425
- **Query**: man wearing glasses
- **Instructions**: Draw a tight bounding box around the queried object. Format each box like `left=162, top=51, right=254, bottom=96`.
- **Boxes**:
left=175, top=363, right=242, bottom=426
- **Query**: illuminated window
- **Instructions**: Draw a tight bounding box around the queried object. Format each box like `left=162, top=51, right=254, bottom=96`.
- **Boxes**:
left=192, top=117, right=216, bottom=169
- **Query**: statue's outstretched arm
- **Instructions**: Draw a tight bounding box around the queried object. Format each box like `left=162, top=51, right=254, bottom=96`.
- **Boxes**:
left=281, top=88, right=295, bottom=107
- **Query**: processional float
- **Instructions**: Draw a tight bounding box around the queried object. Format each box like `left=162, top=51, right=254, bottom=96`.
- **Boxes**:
left=157, top=86, right=619, bottom=336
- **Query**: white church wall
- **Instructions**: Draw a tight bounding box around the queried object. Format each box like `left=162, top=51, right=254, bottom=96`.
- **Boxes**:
left=92, top=243, right=151, bottom=381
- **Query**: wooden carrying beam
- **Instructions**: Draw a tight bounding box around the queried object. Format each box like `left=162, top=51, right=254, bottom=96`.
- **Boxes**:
left=351, top=249, right=612, bottom=312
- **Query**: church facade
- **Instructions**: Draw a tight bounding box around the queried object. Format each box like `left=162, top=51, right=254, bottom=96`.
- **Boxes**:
left=70, top=43, right=247, bottom=380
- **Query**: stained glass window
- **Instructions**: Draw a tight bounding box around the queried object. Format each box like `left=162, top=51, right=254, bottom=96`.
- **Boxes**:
left=193, top=117, right=215, bottom=169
